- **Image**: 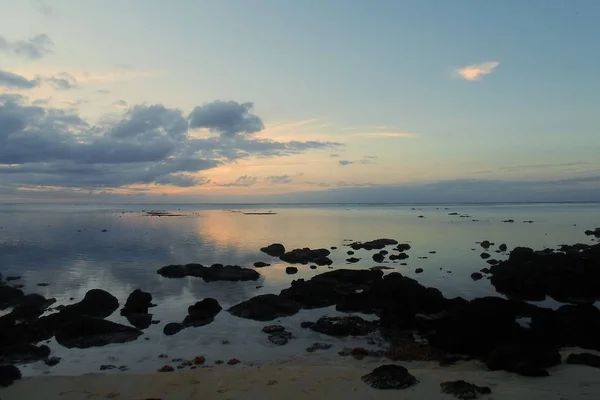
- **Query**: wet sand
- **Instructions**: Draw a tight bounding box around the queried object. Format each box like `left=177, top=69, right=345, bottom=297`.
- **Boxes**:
left=3, top=358, right=599, bottom=400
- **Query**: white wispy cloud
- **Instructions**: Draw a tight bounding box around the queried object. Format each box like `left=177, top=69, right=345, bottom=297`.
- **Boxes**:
left=455, top=61, right=499, bottom=81
left=353, top=132, right=415, bottom=138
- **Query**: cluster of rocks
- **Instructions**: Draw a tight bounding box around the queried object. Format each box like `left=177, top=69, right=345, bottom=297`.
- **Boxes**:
left=120, top=289, right=155, bottom=329
left=163, top=298, right=222, bottom=336
left=157, top=263, right=260, bottom=281
left=261, top=243, right=333, bottom=265
left=262, top=325, right=293, bottom=345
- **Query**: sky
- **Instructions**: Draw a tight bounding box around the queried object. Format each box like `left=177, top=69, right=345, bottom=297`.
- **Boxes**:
left=1, top=0, right=599, bottom=203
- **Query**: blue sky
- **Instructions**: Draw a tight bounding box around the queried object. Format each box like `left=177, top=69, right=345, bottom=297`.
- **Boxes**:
left=1, top=0, right=599, bottom=202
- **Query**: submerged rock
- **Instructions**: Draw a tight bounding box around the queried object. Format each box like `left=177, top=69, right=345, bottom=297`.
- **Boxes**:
left=306, top=342, right=333, bottom=352
left=361, top=364, right=418, bottom=389
left=157, top=264, right=260, bottom=282
left=372, top=253, right=385, bottom=262
left=163, top=322, right=184, bottom=336
left=183, top=298, right=222, bottom=327
left=346, top=257, right=360, bottom=263
left=228, top=294, right=300, bottom=321
left=471, top=272, right=483, bottom=281
left=254, top=261, right=270, bottom=268
left=260, top=243, right=286, bottom=257
left=55, top=316, right=142, bottom=348
left=440, top=380, right=491, bottom=399
left=120, top=289, right=152, bottom=316
left=584, top=228, right=600, bottom=237
left=349, top=239, right=398, bottom=251
left=301, top=316, right=378, bottom=337
left=286, top=267, right=298, bottom=275
left=280, top=248, right=332, bottom=265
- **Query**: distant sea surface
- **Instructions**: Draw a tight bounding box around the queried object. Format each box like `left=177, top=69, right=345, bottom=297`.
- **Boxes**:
left=1, top=202, right=598, bottom=375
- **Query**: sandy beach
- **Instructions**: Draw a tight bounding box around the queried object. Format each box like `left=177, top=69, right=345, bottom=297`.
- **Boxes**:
left=2, top=357, right=599, bottom=400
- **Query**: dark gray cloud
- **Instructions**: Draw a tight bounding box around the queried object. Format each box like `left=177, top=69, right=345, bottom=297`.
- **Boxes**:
left=339, top=160, right=353, bottom=166
left=0, top=34, right=53, bottom=59
left=221, top=175, right=257, bottom=187
left=339, top=158, right=376, bottom=166
left=0, top=97, right=339, bottom=190
left=44, top=73, right=77, bottom=90
left=267, top=175, right=293, bottom=184
left=0, top=70, right=40, bottom=89
left=188, top=101, right=264, bottom=137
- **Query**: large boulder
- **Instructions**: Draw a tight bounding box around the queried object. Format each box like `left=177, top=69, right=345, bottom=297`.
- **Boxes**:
left=486, top=342, right=561, bottom=376
left=529, top=304, right=600, bottom=350
left=157, top=264, right=260, bottom=281
left=228, top=294, right=300, bottom=321
left=62, top=289, right=119, bottom=319
left=10, top=293, right=56, bottom=320
left=0, top=365, right=21, bottom=387
left=349, top=239, right=398, bottom=251
left=301, top=316, right=378, bottom=337
left=0, top=286, right=24, bottom=309
left=260, top=243, right=286, bottom=257
left=361, top=364, right=418, bottom=389
left=55, top=316, right=142, bottom=348
left=279, top=248, right=332, bottom=265
left=120, top=289, right=152, bottom=316
left=0, top=343, right=50, bottom=364
left=183, top=298, right=222, bottom=327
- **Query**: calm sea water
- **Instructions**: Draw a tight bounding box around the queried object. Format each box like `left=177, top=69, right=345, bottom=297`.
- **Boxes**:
left=1, top=203, right=598, bottom=376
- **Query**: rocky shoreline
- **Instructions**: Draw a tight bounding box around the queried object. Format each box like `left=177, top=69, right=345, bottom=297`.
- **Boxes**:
left=2, top=229, right=600, bottom=390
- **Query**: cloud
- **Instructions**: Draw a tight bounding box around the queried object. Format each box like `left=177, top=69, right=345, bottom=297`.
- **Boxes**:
left=498, top=162, right=588, bottom=172
left=221, top=175, right=257, bottom=187
left=455, top=61, right=499, bottom=81
left=353, top=132, right=415, bottom=138
left=339, top=160, right=353, bottom=166
left=112, top=100, right=129, bottom=109
left=330, top=153, right=341, bottom=158
left=0, top=34, right=54, bottom=59
left=33, top=0, right=53, bottom=17
left=189, top=101, right=264, bottom=137
left=0, top=70, right=40, bottom=89
left=44, top=73, right=77, bottom=90
left=0, top=97, right=339, bottom=190
left=266, top=175, right=293, bottom=184
left=338, top=157, right=376, bottom=166
left=97, top=90, right=111, bottom=95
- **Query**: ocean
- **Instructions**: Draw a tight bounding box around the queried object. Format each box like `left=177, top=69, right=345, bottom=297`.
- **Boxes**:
left=1, top=202, right=598, bottom=376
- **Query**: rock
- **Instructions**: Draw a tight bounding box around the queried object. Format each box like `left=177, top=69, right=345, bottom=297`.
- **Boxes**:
left=415, top=268, right=423, bottom=274
left=268, top=331, right=292, bottom=345
left=395, top=243, right=411, bottom=252
left=183, top=298, right=222, bottom=327
left=55, top=316, right=142, bottom=348
left=157, top=264, right=260, bottom=282
left=306, top=342, right=333, bottom=352
left=486, top=259, right=499, bottom=265
left=584, top=228, right=600, bottom=237
left=261, top=243, right=286, bottom=257
left=480, top=252, right=490, bottom=259
left=120, top=289, right=152, bottom=316
left=280, top=248, right=332, bottom=265
left=373, top=253, right=385, bottom=262
left=163, top=322, right=184, bottom=336
left=346, top=257, right=360, bottom=263
left=347, top=250, right=355, bottom=255
left=471, top=273, right=483, bottom=281
left=6, top=276, right=21, bottom=281
left=0, top=285, right=24, bottom=309
left=262, top=325, right=285, bottom=334
left=10, top=293, right=56, bottom=320
left=480, top=241, right=492, bottom=249
left=389, top=253, right=409, bottom=261
left=310, top=265, right=317, bottom=269
left=480, top=268, right=491, bottom=274
left=449, top=212, right=459, bottom=215
left=349, top=239, right=398, bottom=251
left=62, top=289, right=119, bottom=319
left=440, top=380, right=491, bottom=399
left=371, top=266, right=394, bottom=271
left=566, top=353, right=600, bottom=368
left=126, top=313, right=153, bottom=329
left=361, top=364, right=418, bottom=389
left=0, top=343, right=51, bottom=363
left=158, top=365, right=174, bottom=372
left=429, top=251, right=436, bottom=254
left=286, top=267, right=298, bottom=274
left=228, top=294, right=300, bottom=321
left=498, top=244, right=508, bottom=252
left=254, top=261, right=270, bottom=268
left=37, top=283, right=50, bottom=287
left=503, top=219, right=515, bottom=223
left=0, top=365, right=21, bottom=387
left=45, top=356, right=61, bottom=366
left=486, top=342, right=560, bottom=376
left=301, top=316, right=378, bottom=337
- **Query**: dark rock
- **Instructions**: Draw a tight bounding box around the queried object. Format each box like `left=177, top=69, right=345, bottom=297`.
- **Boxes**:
left=183, top=298, right=222, bottom=327
left=45, top=356, right=61, bottom=366
left=566, top=353, right=600, bottom=368
left=331, top=246, right=337, bottom=250
left=0, top=365, right=21, bottom=387
left=37, top=283, right=50, bottom=287
left=0, top=343, right=51, bottom=363
left=0, top=285, right=24, bottom=309
left=254, top=261, right=270, bottom=268
left=306, top=342, right=333, bottom=352
left=415, top=268, right=423, bottom=274
left=157, top=264, right=260, bottom=282
left=228, top=294, right=300, bottom=321
left=121, top=289, right=152, bottom=316
left=262, top=325, right=285, bottom=334
left=163, top=322, right=184, bottom=336
left=62, top=289, right=119, bottom=319
left=429, top=251, right=436, bottom=254
left=448, top=212, right=459, bottom=215
left=11, top=293, right=56, bottom=320
left=347, top=250, right=355, bottom=255
left=126, top=313, right=153, bottom=330
left=389, top=253, right=409, bottom=261
left=440, top=380, right=491, bottom=399
left=286, top=267, right=298, bottom=274
left=371, top=266, right=394, bottom=271
left=480, top=268, right=491, bottom=274
left=301, top=316, right=378, bottom=337
left=373, top=253, right=385, bottom=263
left=471, top=273, right=483, bottom=281
left=100, top=364, right=116, bottom=370
left=486, top=342, right=560, bottom=376
left=480, top=241, right=492, bottom=249
left=310, top=265, right=317, bottom=269
left=395, top=243, right=411, bottom=252
left=486, top=259, right=499, bottom=265
left=503, top=219, right=515, bottom=223
left=498, top=244, right=508, bottom=252
left=361, top=364, right=418, bottom=389
left=268, top=331, right=292, bottom=345
left=346, top=257, right=360, bottom=263
left=261, top=243, right=286, bottom=257
left=349, top=239, right=398, bottom=251
left=480, top=252, right=490, bottom=259
left=280, top=248, right=332, bottom=265
left=6, top=276, right=21, bottom=282
left=584, top=228, right=600, bottom=237
left=55, top=316, right=142, bottom=348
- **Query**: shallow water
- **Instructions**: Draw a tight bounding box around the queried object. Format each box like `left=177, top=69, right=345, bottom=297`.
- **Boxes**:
left=0, top=203, right=598, bottom=376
